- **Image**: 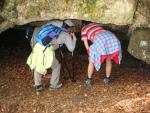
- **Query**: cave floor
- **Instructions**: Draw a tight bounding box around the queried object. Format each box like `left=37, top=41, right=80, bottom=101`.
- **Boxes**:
left=0, top=41, right=150, bottom=113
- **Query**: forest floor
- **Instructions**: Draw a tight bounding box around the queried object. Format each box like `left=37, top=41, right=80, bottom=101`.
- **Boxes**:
left=0, top=30, right=150, bottom=113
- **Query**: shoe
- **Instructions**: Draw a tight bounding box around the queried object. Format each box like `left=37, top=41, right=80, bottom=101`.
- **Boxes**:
left=103, top=77, right=110, bottom=86
left=49, top=83, right=63, bottom=90
left=85, top=78, right=93, bottom=86
left=35, top=85, right=44, bottom=92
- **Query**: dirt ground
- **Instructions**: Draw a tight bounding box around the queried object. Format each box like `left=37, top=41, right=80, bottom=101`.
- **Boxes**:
left=0, top=29, right=150, bottom=113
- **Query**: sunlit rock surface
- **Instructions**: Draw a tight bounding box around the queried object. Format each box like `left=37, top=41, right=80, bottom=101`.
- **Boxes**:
left=127, top=0, right=150, bottom=64
left=0, top=0, right=137, bottom=32
left=131, top=0, right=150, bottom=28
left=128, top=28, right=150, bottom=65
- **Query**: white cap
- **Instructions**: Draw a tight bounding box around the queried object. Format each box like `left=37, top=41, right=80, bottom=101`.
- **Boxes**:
left=64, top=20, right=75, bottom=27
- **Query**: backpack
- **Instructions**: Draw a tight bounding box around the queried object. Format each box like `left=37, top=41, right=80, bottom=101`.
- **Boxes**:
left=35, top=24, right=63, bottom=46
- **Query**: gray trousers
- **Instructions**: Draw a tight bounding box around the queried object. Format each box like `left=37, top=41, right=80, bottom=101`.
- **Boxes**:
left=34, top=56, right=61, bottom=86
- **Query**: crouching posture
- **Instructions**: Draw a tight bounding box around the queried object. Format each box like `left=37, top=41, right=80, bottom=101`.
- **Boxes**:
left=81, top=23, right=122, bottom=86
left=27, top=20, right=76, bottom=92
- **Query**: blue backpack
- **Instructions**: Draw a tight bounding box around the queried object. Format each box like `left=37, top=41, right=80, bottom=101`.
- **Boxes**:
left=35, top=24, right=63, bottom=46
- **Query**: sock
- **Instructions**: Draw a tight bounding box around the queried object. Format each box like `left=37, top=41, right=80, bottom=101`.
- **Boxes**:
left=106, top=76, right=110, bottom=79
left=87, top=76, right=92, bottom=79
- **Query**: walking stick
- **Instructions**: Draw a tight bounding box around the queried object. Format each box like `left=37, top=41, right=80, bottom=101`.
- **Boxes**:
left=59, top=48, right=71, bottom=80
left=71, top=52, right=76, bottom=82
left=59, top=48, right=76, bottom=82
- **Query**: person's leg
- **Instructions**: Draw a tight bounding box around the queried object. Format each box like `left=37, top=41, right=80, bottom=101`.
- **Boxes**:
left=105, top=58, right=112, bottom=78
left=87, top=59, right=94, bottom=78
left=34, top=70, right=43, bottom=91
left=50, top=56, right=62, bottom=89
left=103, top=58, right=112, bottom=86
left=34, top=70, right=42, bottom=86
left=86, top=59, right=94, bottom=86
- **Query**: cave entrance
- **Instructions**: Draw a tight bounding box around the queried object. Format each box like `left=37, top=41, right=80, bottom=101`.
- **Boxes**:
left=0, top=20, right=149, bottom=74
left=0, top=20, right=150, bottom=113
left=0, top=20, right=140, bottom=65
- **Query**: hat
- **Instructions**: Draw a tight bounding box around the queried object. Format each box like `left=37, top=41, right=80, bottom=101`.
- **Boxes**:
left=64, top=20, right=75, bottom=27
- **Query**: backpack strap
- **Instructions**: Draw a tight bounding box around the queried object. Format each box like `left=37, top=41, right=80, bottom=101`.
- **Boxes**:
left=42, top=45, right=51, bottom=66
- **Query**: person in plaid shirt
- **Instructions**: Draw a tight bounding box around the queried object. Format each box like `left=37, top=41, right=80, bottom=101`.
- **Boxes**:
left=81, top=23, right=122, bottom=86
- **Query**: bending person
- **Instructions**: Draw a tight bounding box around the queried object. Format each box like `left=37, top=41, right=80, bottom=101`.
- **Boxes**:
left=27, top=19, right=76, bottom=92
left=81, top=23, right=122, bottom=86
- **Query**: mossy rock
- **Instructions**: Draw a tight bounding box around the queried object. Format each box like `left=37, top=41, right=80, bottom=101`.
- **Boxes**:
left=128, top=27, right=150, bottom=64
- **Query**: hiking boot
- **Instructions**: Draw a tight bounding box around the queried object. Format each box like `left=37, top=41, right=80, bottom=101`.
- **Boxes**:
left=49, top=83, right=63, bottom=90
left=35, top=85, right=44, bottom=92
left=103, top=77, right=110, bottom=86
left=85, top=78, right=93, bottom=86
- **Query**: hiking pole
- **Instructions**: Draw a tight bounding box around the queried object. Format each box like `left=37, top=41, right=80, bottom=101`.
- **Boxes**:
left=59, top=48, right=72, bottom=80
left=71, top=51, right=76, bottom=82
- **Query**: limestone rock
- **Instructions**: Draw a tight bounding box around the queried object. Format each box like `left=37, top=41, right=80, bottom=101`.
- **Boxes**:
left=128, top=28, right=150, bottom=64
left=0, top=0, right=137, bottom=32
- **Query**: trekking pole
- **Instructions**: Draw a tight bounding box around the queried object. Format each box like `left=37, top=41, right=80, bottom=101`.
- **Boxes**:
left=71, top=51, right=76, bottom=82
left=59, top=48, right=72, bottom=80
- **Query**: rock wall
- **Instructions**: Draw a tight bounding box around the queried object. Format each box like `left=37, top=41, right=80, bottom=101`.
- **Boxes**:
left=128, top=28, right=150, bottom=64
left=0, top=0, right=137, bottom=32
left=128, top=0, right=150, bottom=64
left=132, top=0, right=150, bottom=28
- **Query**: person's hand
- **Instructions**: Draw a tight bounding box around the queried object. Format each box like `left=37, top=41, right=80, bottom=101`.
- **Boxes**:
left=69, top=32, right=75, bottom=38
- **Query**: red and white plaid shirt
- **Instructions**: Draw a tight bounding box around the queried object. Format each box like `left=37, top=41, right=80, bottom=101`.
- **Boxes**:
left=81, top=23, right=104, bottom=42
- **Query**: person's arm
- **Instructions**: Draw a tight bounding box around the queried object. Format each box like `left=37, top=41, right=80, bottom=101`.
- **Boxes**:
left=55, top=32, right=77, bottom=52
left=64, top=32, right=77, bottom=52
left=83, top=39, right=89, bottom=50
left=30, top=27, right=40, bottom=49
left=82, top=39, right=90, bottom=55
